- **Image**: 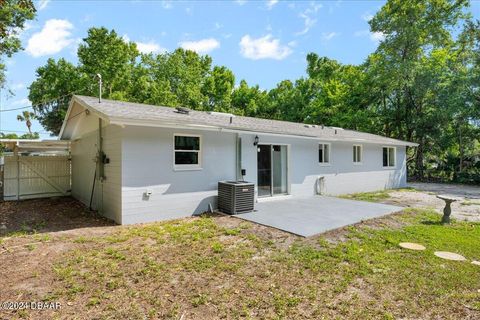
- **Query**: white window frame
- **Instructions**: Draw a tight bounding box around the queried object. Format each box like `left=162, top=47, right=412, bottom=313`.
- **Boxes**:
left=353, top=144, right=363, bottom=165
left=173, top=134, right=202, bottom=171
left=382, top=146, right=396, bottom=168
left=318, top=142, right=331, bottom=166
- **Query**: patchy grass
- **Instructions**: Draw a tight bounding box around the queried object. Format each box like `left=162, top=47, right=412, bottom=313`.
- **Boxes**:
left=340, top=190, right=392, bottom=202
left=340, top=187, right=418, bottom=203
left=461, top=200, right=480, bottom=206
left=5, top=208, right=471, bottom=319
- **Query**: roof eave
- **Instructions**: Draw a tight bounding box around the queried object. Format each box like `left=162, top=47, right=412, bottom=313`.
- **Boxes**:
left=109, top=117, right=418, bottom=146
left=59, top=96, right=111, bottom=140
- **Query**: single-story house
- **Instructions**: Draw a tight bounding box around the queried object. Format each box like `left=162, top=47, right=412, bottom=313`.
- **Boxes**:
left=60, top=95, right=417, bottom=224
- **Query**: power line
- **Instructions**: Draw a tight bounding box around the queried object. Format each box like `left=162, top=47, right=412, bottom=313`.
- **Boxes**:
left=0, top=85, right=92, bottom=113
left=0, top=129, right=50, bottom=134
left=0, top=105, right=34, bottom=112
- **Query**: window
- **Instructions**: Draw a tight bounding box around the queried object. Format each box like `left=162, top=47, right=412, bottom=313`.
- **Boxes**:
left=353, top=145, right=362, bottom=164
left=382, top=147, right=396, bottom=167
left=174, top=135, right=201, bottom=169
left=319, top=143, right=330, bottom=164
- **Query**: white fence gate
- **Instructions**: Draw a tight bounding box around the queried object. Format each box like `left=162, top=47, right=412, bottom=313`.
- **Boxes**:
left=3, top=155, right=71, bottom=200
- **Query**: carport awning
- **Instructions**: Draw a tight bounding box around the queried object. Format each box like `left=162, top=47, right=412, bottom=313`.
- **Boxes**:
left=0, top=139, right=70, bottom=153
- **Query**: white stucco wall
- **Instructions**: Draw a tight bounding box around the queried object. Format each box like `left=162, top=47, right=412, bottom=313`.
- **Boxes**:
left=118, top=127, right=407, bottom=224
left=71, top=123, right=122, bottom=223
left=121, top=126, right=236, bottom=224
left=238, top=133, right=407, bottom=198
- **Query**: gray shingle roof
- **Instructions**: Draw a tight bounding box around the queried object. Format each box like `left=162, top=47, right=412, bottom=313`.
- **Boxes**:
left=72, top=95, right=417, bottom=146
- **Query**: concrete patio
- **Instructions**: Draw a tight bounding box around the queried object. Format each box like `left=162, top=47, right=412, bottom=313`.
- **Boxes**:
left=235, top=196, right=403, bottom=237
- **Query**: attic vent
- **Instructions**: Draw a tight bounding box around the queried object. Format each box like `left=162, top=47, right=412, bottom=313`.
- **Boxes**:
left=207, top=111, right=235, bottom=117
left=175, top=107, right=191, bottom=115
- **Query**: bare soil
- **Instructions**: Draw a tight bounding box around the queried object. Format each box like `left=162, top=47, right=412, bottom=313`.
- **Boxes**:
left=384, top=183, right=480, bottom=222
left=0, top=185, right=479, bottom=319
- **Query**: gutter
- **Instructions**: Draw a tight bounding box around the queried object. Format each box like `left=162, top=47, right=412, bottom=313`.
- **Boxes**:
left=109, top=118, right=418, bottom=147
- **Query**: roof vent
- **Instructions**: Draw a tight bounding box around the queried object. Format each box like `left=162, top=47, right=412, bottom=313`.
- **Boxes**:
left=175, top=107, right=191, bottom=115
left=207, top=111, right=235, bottom=117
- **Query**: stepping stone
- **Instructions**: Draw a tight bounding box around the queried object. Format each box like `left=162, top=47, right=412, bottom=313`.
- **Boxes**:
left=399, top=242, right=426, bottom=251
left=471, top=261, right=480, bottom=266
left=434, top=251, right=466, bottom=261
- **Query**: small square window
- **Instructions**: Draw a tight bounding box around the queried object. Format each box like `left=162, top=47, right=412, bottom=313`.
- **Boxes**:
left=319, top=143, right=330, bottom=164
left=383, top=147, right=396, bottom=167
left=174, top=135, right=201, bottom=169
left=353, top=145, right=362, bottom=163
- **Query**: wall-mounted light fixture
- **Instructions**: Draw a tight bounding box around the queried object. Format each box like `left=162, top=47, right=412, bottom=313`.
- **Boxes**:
left=253, top=135, right=259, bottom=146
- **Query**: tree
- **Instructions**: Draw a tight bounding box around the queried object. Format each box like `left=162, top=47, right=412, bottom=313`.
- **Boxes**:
left=231, top=80, right=270, bottom=117
left=0, top=0, right=36, bottom=87
left=16, top=110, right=35, bottom=134
left=28, top=58, right=88, bottom=135
left=77, top=27, right=138, bottom=100
left=202, top=66, right=235, bottom=112
left=366, top=0, right=470, bottom=178
left=29, top=30, right=238, bottom=135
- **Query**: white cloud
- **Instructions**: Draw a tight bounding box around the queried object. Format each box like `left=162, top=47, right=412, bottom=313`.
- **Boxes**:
left=26, top=19, right=74, bottom=57
left=235, top=0, right=247, bottom=5
left=12, top=98, right=30, bottom=106
left=370, top=31, right=385, bottom=42
left=321, top=32, right=339, bottom=41
left=266, top=0, right=278, bottom=9
left=10, top=83, right=25, bottom=90
left=239, top=34, right=292, bottom=60
left=123, top=35, right=166, bottom=54
left=136, top=41, right=166, bottom=54
left=296, top=13, right=316, bottom=35
left=161, top=1, right=172, bottom=9
left=179, top=38, right=220, bottom=54
left=295, top=3, right=322, bottom=35
left=354, top=30, right=385, bottom=43
left=38, top=0, right=50, bottom=10
left=361, top=12, right=374, bottom=22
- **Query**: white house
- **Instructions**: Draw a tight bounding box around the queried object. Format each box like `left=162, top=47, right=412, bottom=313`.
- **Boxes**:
left=60, top=95, right=417, bottom=224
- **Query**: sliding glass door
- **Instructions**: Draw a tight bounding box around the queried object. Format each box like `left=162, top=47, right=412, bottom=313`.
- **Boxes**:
left=257, top=144, right=288, bottom=197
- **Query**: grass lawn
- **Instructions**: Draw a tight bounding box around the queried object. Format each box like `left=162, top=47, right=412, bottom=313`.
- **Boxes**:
left=3, top=206, right=479, bottom=319
left=339, top=187, right=417, bottom=202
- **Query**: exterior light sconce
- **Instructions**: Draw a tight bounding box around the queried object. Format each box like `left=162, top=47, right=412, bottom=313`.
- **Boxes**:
left=253, top=135, right=259, bottom=146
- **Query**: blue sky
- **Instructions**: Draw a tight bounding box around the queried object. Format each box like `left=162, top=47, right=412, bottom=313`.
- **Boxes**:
left=2, top=0, right=479, bottom=138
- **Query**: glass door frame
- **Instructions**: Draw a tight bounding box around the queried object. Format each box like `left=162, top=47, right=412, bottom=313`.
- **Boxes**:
left=257, top=143, right=290, bottom=198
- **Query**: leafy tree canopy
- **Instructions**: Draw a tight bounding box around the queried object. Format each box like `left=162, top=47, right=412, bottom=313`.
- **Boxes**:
left=0, top=0, right=36, bottom=88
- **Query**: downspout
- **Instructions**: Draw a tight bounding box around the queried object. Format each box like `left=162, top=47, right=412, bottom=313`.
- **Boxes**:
left=98, top=118, right=105, bottom=213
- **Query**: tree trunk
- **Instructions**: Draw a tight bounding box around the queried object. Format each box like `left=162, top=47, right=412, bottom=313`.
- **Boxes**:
left=415, top=138, right=425, bottom=179
left=458, top=123, right=464, bottom=173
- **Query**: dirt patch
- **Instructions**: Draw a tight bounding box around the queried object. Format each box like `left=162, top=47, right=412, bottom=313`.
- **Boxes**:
left=0, top=190, right=479, bottom=319
left=0, top=197, right=115, bottom=237
left=383, top=189, right=480, bottom=222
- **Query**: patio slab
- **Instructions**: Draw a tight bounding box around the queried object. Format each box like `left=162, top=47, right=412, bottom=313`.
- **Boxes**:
left=235, top=196, right=403, bottom=237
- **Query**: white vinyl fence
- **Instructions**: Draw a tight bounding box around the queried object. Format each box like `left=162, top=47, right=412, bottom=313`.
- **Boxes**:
left=3, top=155, right=71, bottom=200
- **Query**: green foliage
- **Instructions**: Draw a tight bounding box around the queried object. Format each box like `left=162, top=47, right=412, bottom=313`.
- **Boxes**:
left=27, top=0, right=480, bottom=183
left=16, top=110, right=35, bottom=134
left=0, top=0, right=36, bottom=87
left=49, top=208, right=480, bottom=318
left=339, top=190, right=391, bottom=202
left=28, top=58, right=89, bottom=135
